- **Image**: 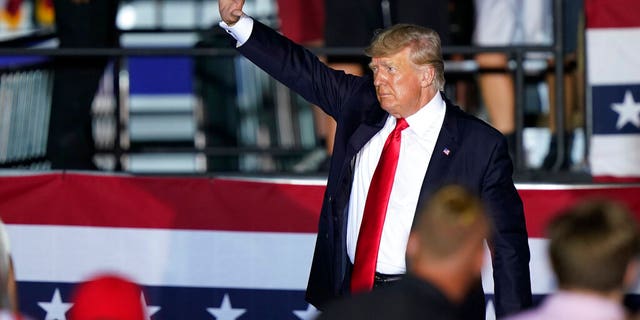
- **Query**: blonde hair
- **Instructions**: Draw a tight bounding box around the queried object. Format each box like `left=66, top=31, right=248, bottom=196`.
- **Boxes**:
left=365, top=24, right=445, bottom=91
left=414, top=185, right=488, bottom=258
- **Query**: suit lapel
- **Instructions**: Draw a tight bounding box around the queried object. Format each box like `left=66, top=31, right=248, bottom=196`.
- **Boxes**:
left=332, top=103, right=387, bottom=211
left=416, top=96, right=462, bottom=212
left=344, top=106, right=388, bottom=169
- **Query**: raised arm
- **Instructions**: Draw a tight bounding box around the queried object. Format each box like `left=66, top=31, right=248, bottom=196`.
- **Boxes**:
left=217, top=2, right=369, bottom=120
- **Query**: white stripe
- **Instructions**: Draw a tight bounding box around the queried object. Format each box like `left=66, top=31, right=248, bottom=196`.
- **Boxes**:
left=483, top=238, right=640, bottom=295
left=7, top=225, right=316, bottom=290
left=482, top=238, right=556, bottom=295
left=10, top=225, right=640, bottom=295
left=590, top=135, right=640, bottom=176
left=587, top=28, right=640, bottom=85
left=10, top=225, right=555, bottom=292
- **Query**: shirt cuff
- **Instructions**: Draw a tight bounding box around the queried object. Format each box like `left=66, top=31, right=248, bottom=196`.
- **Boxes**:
left=218, top=14, right=254, bottom=47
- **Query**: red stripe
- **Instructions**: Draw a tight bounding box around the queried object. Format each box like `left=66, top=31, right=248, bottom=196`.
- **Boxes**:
left=592, top=176, right=640, bottom=183
left=586, top=0, right=640, bottom=28
left=0, top=173, right=323, bottom=233
left=520, top=186, right=640, bottom=237
left=1, top=173, right=640, bottom=238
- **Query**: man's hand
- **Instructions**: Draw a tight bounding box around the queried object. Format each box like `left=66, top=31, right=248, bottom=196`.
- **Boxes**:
left=219, top=0, right=245, bottom=26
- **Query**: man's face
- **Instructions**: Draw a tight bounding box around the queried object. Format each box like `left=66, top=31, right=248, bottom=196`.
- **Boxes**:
left=370, top=47, right=428, bottom=118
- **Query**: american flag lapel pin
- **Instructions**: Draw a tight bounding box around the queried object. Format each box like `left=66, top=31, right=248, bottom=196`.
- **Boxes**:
left=443, top=148, right=451, bottom=156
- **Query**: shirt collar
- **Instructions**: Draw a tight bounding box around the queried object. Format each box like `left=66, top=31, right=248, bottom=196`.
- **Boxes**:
left=403, top=92, right=446, bottom=139
left=543, top=290, right=627, bottom=319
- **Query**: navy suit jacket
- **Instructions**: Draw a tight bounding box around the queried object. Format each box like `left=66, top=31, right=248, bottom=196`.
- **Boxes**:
left=233, top=20, right=532, bottom=318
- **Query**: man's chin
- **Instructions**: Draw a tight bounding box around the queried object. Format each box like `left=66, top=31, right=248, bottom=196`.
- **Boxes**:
left=378, top=100, right=394, bottom=111
left=380, top=106, right=401, bottom=117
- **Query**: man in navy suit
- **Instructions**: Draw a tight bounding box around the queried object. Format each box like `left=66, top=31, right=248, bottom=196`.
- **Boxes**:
left=219, top=1, right=532, bottom=318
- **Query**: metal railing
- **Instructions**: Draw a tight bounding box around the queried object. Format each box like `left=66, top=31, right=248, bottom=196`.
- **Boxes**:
left=0, top=0, right=579, bottom=178
left=0, top=30, right=55, bottom=169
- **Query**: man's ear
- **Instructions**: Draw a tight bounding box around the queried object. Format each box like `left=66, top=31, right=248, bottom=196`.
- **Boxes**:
left=421, top=66, right=435, bottom=88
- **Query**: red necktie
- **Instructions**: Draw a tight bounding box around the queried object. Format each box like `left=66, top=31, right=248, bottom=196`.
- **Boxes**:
left=351, top=118, right=409, bottom=293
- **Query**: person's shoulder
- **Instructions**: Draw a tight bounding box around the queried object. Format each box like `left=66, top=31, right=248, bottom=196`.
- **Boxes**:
left=318, top=293, right=379, bottom=320
left=319, top=285, right=412, bottom=319
left=320, top=279, right=456, bottom=320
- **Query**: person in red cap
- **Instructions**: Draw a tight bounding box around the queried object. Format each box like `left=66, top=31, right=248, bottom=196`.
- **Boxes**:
left=70, top=274, right=145, bottom=320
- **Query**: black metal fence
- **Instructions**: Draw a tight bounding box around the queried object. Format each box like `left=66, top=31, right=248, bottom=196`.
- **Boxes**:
left=0, top=0, right=581, bottom=178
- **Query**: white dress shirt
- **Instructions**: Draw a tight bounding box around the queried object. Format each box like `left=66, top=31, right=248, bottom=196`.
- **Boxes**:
left=347, top=93, right=446, bottom=274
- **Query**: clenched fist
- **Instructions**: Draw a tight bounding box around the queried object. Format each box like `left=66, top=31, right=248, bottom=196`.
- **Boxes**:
left=219, top=0, right=245, bottom=26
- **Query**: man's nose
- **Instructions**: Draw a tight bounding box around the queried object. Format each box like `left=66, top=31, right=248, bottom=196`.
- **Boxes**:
left=373, top=71, right=386, bottom=87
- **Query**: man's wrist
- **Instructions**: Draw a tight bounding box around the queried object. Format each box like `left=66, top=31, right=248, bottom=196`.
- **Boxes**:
left=219, top=14, right=254, bottom=47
